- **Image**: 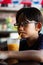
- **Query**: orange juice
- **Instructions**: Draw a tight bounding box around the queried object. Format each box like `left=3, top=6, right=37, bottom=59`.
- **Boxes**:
left=7, top=38, right=20, bottom=65
left=7, top=43, right=20, bottom=65
left=7, top=43, right=19, bottom=65
left=8, top=43, right=19, bottom=51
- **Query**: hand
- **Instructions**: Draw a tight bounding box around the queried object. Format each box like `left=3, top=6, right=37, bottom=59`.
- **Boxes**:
left=0, top=51, right=9, bottom=60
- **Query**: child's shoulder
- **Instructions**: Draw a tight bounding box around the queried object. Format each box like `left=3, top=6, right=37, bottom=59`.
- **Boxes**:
left=38, top=33, right=43, bottom=43
left=39, top=33, right=43, bottom=39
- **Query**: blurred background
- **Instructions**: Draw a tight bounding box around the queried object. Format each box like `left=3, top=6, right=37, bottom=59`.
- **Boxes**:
left=0, top=0, right=43, bottom=50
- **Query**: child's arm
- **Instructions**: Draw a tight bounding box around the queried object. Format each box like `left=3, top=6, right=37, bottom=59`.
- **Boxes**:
left=0, top=50, right=43, bottom=62
left=10, top=50, right=43, bottom=62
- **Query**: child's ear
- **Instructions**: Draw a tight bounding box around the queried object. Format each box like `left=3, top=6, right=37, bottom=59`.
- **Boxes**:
left=35, top=22, right=42, bottom=31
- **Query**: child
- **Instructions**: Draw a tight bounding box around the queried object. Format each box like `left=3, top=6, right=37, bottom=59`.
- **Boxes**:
left=16, top=7, right=43, bottom=50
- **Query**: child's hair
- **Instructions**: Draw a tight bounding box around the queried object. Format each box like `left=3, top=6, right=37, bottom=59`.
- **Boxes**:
left=16, top=7, right=43, bottom=24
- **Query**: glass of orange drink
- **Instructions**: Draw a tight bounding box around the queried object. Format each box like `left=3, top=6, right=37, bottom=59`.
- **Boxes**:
left=7, top=38, right=20, bottom=65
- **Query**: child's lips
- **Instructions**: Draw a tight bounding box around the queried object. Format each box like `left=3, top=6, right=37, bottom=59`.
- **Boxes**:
left=20, top=32, right=26, bottom=34
left=20, top=32, right=26, bottom=36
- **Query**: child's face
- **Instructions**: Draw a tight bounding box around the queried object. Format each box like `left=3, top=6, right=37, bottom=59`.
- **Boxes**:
left=18, top=20, right=39, bottom=39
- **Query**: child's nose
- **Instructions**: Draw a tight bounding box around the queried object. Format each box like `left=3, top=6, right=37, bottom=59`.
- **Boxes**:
left=18, top=26, right=24, bottom=31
